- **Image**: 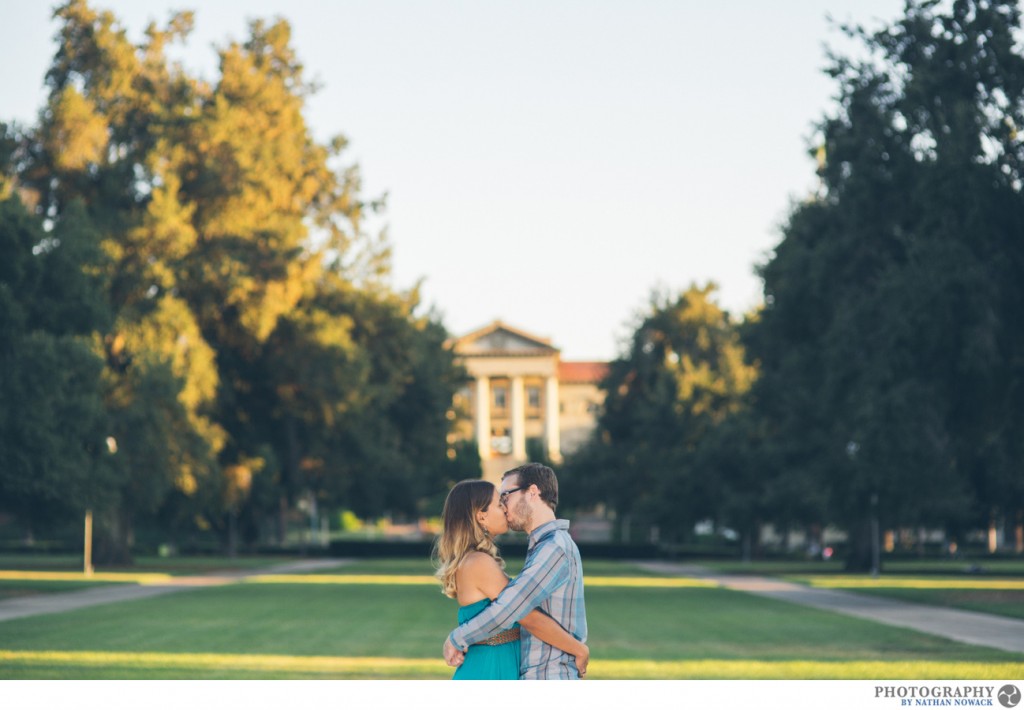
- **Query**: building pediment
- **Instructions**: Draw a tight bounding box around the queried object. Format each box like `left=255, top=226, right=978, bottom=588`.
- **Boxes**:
left=453, top=320, right=560, bottom=357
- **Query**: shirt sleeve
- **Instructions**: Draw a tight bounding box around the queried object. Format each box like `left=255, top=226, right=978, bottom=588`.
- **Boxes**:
left=448, top=541, right=571, bottom=651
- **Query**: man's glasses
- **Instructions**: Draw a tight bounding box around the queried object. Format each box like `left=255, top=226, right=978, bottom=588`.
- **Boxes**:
left=499, top=486, right=526, bottom=506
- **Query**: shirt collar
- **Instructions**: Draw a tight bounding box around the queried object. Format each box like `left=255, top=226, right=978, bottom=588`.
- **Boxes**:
left=527, top=519, right=570, bottom=550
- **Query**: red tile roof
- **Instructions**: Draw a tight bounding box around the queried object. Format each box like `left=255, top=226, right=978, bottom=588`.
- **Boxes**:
left=558, top=361, right=609, bottom=384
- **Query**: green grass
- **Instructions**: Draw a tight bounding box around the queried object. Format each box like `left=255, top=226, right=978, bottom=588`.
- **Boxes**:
left=312, top=557, right=431, bottom=575
left=699, top=560, right=848, bottom=575
left=0, top=554, right=83, bottom=570
left=784, top=576, right=1024, bottom=621
left=0, top=579, right=117, bottom=601
left=0, top=553, right=303, bottom=575
left=879, top=559, right=1024, bottom=576
left=0, top=554, right=314, bottom=601
left=657, top=558, right=1024, bottom=622
left=697, top=557, right=1024, bottom=576
left=851, top=587, right=1024, bottom=620
left=1, top=558, right=1022, bottom=679
left=326, top=557, right=661, bottom=577
left=783, top=573, right=1024, bottom=620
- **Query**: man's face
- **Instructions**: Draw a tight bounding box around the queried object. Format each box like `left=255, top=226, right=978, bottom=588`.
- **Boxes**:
left=499, top=475, right=532, bottom=532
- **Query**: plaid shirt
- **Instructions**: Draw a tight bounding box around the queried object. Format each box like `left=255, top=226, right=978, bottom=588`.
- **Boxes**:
left=448, top=519, right=588, bottom=679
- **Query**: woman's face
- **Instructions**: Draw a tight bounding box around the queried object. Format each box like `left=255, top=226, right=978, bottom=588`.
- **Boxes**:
left=477, top=487, right=509, bottom=536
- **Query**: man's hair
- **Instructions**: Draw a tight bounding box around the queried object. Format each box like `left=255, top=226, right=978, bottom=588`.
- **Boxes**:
left=503, top=462, right=558, bottom=512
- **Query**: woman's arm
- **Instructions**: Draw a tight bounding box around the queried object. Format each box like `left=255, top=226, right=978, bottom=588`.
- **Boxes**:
left=467, top=554, right=589, bottom=676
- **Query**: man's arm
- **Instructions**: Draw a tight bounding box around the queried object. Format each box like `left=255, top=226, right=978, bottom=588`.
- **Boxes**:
left=447, top=543, right=571, bottom=651
left=518, top=610, right=588, bottom=675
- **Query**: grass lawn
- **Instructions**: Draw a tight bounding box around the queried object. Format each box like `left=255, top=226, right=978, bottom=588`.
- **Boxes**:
left=1, top=558, right=1022, bottom=679
left=0, top=554, right=315, bottom=602
left=848, top=587, right=1024, bottom=620
left=0, top=553, right=304, bottom=575
left=788, top=575, right=1024, bottom=621
left=698, top=558, right=1024, bottom=576
left=326, top=557, right=662, bottom=578
left=0, top=579, right=117, bottom=601
left=657, top=557, right=1024, bottom=622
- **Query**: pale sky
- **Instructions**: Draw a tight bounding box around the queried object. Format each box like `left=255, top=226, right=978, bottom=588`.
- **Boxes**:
left=0, top=0, right=905, bottom=360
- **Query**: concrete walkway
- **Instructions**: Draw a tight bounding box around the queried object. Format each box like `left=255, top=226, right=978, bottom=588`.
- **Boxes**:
left=0, top=558, right=349, bottom=623
left=633, top=561, right=1024, bottom=655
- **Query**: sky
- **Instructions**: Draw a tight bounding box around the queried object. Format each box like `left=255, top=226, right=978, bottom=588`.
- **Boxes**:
left=0, top=0, right=906, bottom=360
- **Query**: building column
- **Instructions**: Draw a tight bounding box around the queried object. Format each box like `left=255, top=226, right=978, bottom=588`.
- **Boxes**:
left=510, top=375, right=526, bottom=460
left=544, top=375, right=561, bottom=463
left=475, top=376, right=491, bottom=460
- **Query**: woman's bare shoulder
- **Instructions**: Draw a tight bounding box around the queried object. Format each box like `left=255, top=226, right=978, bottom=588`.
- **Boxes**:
left=456, top=552, right=509, bottom=602
left=458, top=551, right=502, bottom=575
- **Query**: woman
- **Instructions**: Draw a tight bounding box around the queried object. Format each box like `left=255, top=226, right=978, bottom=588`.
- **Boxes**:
left=433, top=479, right=589, bottom=680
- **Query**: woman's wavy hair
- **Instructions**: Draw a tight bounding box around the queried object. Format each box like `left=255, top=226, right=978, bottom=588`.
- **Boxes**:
left=432, top=479, right=504, bottom=598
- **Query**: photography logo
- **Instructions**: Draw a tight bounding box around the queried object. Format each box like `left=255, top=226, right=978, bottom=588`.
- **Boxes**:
left=999, top=685, right=1021, bottom=709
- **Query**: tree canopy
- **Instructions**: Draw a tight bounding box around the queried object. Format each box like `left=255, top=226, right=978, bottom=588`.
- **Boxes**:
left=0, top=1, right=467, bottom=559
left=566, top=0, right=1024, bottom=565
left=747, top=0, right=1024, bottom=567
left=564, top=284, right=757, bottom=545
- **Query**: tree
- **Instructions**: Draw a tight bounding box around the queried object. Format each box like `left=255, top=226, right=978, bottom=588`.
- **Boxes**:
left=2, top=1, right=465, bottom=556
left=565, top=284, right=757, bottom=545
left=749, top=0, right=1024, bottom=568
left=0, top=196, right=117, bottom=539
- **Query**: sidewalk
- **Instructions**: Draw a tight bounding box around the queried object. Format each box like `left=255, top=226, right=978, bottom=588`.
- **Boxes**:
left=633, top=561, right=1024, bottom=655
left=0, top=559, right=348, bottom=624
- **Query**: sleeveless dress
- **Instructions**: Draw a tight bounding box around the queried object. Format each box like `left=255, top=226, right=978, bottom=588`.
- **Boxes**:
left=451, top=598, right=521, bottom=680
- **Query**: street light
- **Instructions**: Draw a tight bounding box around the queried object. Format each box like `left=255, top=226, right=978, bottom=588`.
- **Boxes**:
left=83, top=509, right=93, bottom=577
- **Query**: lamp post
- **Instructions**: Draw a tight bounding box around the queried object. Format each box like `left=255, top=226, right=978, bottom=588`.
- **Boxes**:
left=83, top=508, right=94, bottom=577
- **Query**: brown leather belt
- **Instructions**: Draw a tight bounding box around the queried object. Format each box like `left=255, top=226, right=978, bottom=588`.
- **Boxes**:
left=474, top=627, right=521, bottom=646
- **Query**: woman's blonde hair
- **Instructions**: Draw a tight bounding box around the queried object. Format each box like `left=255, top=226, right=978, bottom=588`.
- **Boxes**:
left=432, top=479, right=504, bottom=598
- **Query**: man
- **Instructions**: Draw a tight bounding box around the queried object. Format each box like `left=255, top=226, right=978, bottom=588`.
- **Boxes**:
left=442, top=462, right=588, bottom=680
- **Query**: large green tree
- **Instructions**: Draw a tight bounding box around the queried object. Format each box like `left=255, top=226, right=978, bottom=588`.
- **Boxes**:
left=565, top=284, right=757, bottom=545
left=749, top=0, right=1024, bottom=568
left=3, top=1, right=464, bottom=556
left=0, top=195, right=117, bottom=539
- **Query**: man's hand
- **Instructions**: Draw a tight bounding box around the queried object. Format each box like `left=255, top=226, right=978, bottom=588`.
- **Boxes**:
left=575, top=643, right=590, bottom=678
left=443, top=637, right=465, bottom=667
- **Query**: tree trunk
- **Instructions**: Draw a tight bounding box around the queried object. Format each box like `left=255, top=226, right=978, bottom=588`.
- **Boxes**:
left=227, top=511, right=238, bottom=558
left=616, top=514, right=631, bottom=544
left=277, top=495, right=288, bottom=545
left=95, top=508, right=133, bottom=565
left=844, top=517, right=878, bottom=573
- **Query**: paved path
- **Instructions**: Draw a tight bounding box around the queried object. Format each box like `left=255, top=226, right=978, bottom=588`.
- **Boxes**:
left=633, top=561, right=1024, bottom=655
left=0, top=559, right=349, bottom=623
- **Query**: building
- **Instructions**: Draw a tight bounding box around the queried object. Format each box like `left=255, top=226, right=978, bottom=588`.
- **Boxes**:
left=449, top=321, right=608, bottom=482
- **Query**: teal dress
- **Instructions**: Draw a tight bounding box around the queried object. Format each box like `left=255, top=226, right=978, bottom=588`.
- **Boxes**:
left=452, top=598, right=521, bottom=680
